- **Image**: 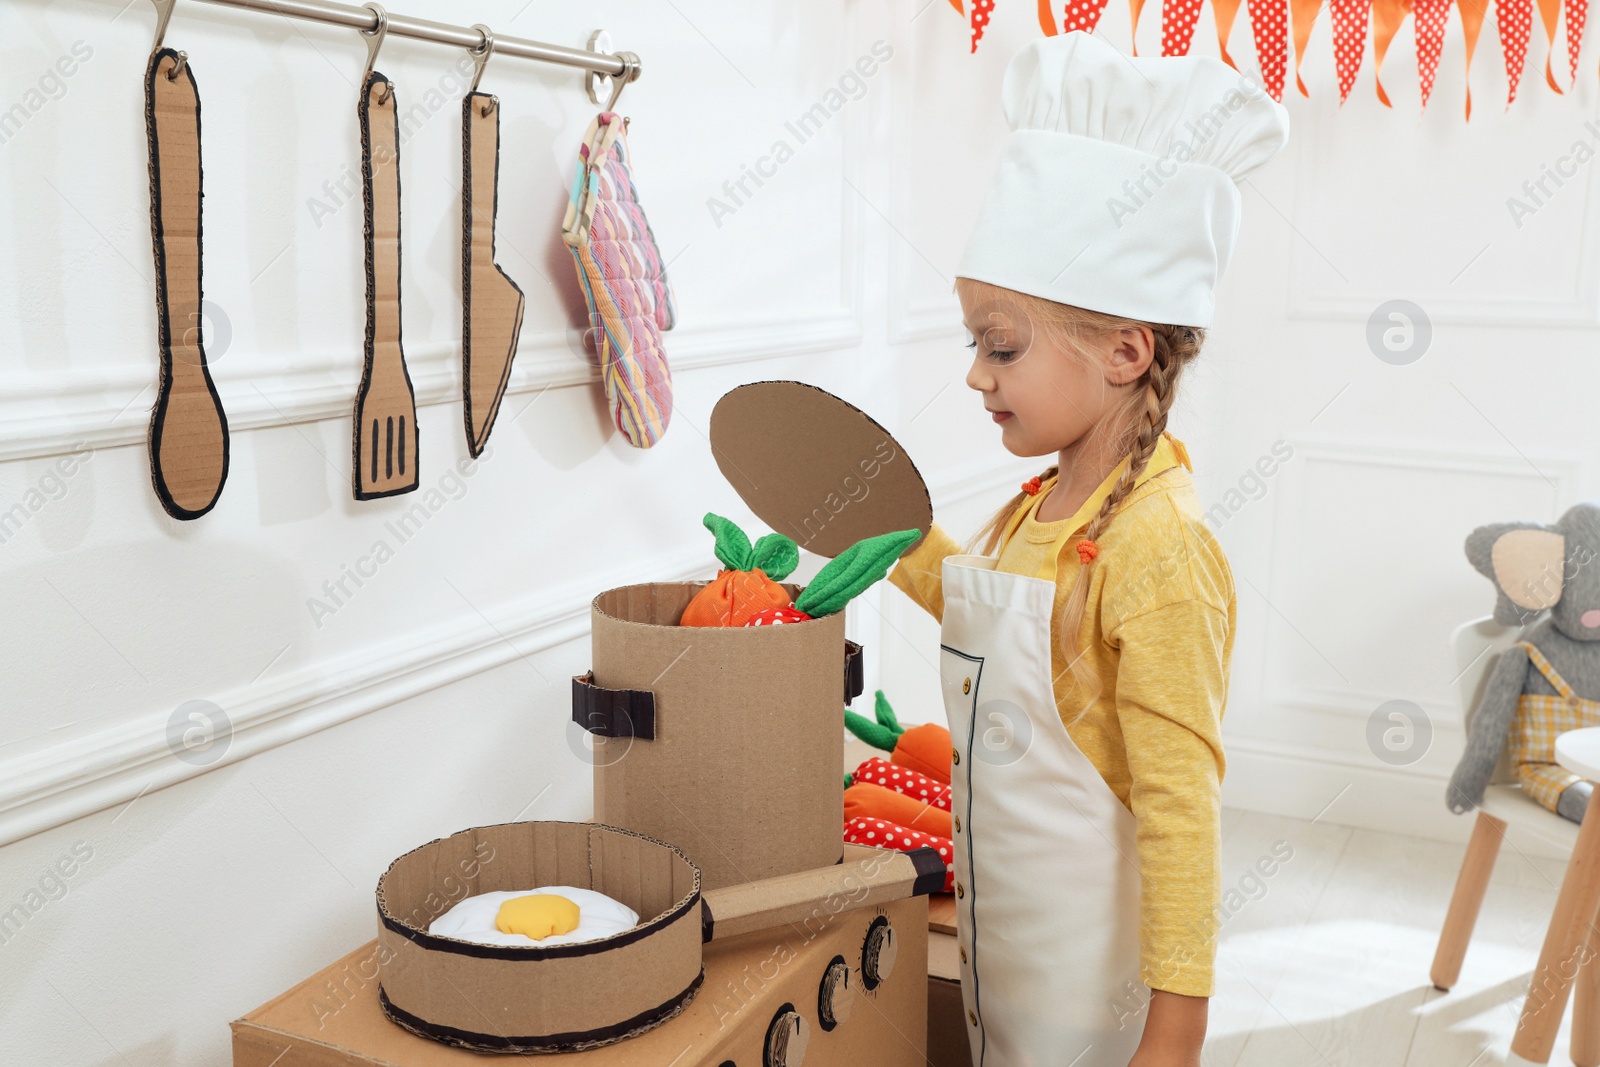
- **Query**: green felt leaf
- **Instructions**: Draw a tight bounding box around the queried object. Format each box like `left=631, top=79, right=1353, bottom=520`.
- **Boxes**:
left=844, top=707, right=901, bottom=751
left=703, top=512, right=753, bottom=571
left=751, top=532, right=799, bottom=581
left=794, top=528, right=922, bottom=617
left=873, top=689, right=901, bottom=733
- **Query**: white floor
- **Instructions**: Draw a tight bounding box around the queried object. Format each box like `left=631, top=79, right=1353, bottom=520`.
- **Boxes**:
left=1209, top=808, right=1579, bottom=1067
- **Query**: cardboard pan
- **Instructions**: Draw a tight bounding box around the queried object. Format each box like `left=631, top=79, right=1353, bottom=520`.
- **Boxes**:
left=373, top=822, right=943, bottom=1054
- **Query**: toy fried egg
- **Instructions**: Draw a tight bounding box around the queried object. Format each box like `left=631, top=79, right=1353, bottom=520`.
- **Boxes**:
left=428, top=886, right=640, bottom=948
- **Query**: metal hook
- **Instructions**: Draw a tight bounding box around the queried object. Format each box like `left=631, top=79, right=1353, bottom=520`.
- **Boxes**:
left=468, top=23, right=495, bottom=115
left=150, top=0, right=176, bottom=51
left=150, top=0, right=187, bottom=80
left=604, top=52, right=640, bottom=115
left=360, top=2, right=391, bottom=104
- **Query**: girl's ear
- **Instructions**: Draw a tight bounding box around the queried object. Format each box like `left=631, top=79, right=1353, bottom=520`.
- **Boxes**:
left=1103, top=325, right=1155, bottom=386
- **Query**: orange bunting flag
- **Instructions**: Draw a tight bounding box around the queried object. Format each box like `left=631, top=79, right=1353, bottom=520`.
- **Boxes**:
left=1537, top=0, right=1564, bottom=91
left=1370, top=0, right=1412, bottom=107
left=1213, top=0, right=1245, bottom=64
left=1291, top=0, right=1324, bottom=95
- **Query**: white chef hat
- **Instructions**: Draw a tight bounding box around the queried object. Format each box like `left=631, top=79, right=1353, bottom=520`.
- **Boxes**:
left=955, top=31, right=1291, bottom=329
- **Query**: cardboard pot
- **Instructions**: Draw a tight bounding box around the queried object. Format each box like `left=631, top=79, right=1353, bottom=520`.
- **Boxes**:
left=573, top=581, right=861, bottom=890
left=374, top=820, right=702, bottom=1054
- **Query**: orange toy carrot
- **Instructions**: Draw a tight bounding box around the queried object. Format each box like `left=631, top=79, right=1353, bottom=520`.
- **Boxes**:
left=844, top=781, right=953, bottom=839
left=849, top=757, right=951, bottom=812
left=844, top=690, right=951, bottom=785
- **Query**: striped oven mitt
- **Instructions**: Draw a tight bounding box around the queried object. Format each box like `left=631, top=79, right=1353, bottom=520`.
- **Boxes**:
left=562, top=111, right=676, bottom=448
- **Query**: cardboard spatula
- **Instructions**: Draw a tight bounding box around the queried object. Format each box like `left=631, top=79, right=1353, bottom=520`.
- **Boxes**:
left=460, top=91, right=525, bottom=457
left=146, top=47, right=229, bottom=519
left=352, top=72, right=419, bottom=499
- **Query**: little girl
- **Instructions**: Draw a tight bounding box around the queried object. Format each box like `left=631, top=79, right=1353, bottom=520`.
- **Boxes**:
left=887, top=31, right=1289, bottom=1067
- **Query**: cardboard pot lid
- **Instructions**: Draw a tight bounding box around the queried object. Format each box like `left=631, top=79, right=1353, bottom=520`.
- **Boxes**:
left=709, top=381, right=932, bottom=558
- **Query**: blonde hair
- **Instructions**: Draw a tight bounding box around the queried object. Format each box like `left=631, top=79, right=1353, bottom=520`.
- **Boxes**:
left=957, top=277, right=1204, bottom=715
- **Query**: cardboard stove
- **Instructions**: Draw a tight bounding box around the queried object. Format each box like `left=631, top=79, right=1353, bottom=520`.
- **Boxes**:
left=231, top=382, right=947, bottom=1066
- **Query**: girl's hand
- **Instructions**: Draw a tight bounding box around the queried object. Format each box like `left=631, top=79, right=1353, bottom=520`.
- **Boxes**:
left=1127, top=988, right=1207, bottom=1067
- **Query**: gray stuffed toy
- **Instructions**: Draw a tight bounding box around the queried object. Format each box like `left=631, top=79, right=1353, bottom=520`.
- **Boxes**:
left=1447, top=502, right=1600, bottom=824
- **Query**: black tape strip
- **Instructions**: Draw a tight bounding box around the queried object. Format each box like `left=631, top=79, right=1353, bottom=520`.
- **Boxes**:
left=700, top=896, right=713, bottom=943
left=380, top=886, right=698, bottom=960
left=571, top=671, right=656, bottom=740
left=844, top=640, right=865, bottom=703
left=905, top=845, right=947, bottom=897
left=378, top=968, right=704, bottom=1054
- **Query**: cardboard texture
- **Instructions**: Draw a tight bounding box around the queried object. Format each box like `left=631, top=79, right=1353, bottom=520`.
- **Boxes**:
left=701, top=842, right=948, bottom=941
left=374, top=821, right=702, bottom=1053
left=460, top=91, right=525, bottom=458
left=353, top=72, right=420, bottom=500
left=145, top=47, right=229, bottom=520
left=233, top=893, right=929, bottom=1065
left=579, top=581, right=847, bottom=891
left=927, top=975, right=976, bottom=1067
left=709, top=381, right=933, bottom=559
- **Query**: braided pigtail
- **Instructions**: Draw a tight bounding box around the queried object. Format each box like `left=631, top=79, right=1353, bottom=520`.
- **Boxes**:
left=1054, top=324, right=1199, bottom=718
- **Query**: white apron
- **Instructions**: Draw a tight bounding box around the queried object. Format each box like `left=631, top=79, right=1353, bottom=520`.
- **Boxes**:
left=939, top=515, right=1146, bottom=1067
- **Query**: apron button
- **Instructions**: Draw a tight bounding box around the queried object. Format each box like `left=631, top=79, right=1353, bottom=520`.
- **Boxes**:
left=956, top=882, right=964, bottom=898
left=951, top=748, right=960, bottom=766
left=968, top=1009, right=977, bottom=1026
left=960, top=946, right=967, bottom=964
left=954, top=815, right=961, bottom=832
left=962, top=677, right=971, bottom=694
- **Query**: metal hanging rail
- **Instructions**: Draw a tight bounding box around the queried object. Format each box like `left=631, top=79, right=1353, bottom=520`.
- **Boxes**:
left=156, top=0, right=640, bottom=82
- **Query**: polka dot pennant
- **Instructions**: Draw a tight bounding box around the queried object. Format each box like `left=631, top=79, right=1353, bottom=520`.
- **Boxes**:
left=1061, top=0, right=1116, bottom=36
left=1566, top=0, right=1587, bottom=87
left=971, top=0, right=997, bottom=51
left=1330, top=0, right=1371, bottom=104
left=1163, top=0, right=1206, bottom=53
left=1497, top=0, right=1532, bottom=107
left=1249, top=0, right=1291, bottom=99
left=1414, top=0, right=1452, bottom=110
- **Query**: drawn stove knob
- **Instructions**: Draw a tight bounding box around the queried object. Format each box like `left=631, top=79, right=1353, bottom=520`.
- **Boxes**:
left=764, top=1001, right=810, bottom=1067
left=861, top=915, right=898, bottom=989
left=817, top=954, right=855, bottom=1031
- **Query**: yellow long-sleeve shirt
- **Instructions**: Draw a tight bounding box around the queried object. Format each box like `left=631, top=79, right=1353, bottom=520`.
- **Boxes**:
left=887, top=431, right=1234, bottom=998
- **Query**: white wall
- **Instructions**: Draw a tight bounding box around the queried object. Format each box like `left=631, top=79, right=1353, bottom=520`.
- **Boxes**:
left=2, top=0, right=1592, bottom=1061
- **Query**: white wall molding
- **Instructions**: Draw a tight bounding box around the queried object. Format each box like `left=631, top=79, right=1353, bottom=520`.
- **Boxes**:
left=1262, top=434, right=1584, bottom=720
left=1286, top=102, right=1600, bottom=327
left=0, top=546, right=711, bottom=849
left=0, top=305, right=866, bottom=466
left=0, top=450, right=1015, bottom=851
